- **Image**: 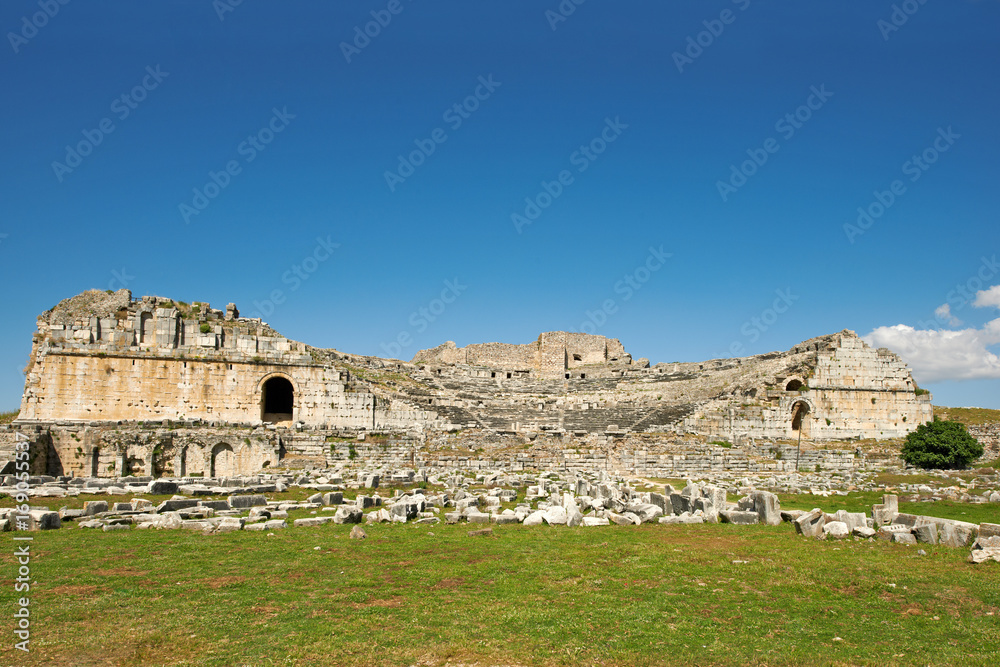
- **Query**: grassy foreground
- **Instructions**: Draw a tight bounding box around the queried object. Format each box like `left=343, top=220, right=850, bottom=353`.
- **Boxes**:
left=2, top=520, right=999, bottom=667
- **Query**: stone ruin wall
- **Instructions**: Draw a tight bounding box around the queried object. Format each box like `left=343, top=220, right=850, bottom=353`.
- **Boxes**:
left=7, top=291, right=966, bottom=480
left=415, top=331, right=633, bottom=379
left=2, top=423, right=867, bottom=480
left=969, top=424, right=1000, bottom=462
left=684, top=332, right=934, bottom=442
left=19, top=351, right=431, bottom=430
left=18, top=290, right=441, bottom=432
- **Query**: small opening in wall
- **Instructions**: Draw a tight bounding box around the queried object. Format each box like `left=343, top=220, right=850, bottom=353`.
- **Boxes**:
left=229, top=364, right=232, bottom=370
left=786, top=379, right=803, bottom=391
left=491, top=372, right=496, bottom=378
left=580, top=373, right=586, bottom=379
left=565, top=373, right=570, bottom=379
left=572, top=354, right=582, bottom=362
left=506, top=372, right=512, bottom=379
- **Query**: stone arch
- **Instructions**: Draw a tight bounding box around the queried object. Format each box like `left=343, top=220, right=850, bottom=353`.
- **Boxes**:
left=785, top=377, right=805, bottom=391
left=210, top=443, right=235, bottom=478
left=257, top=373, right=297, bottom=423
left=790, top=399, right=813, bottom=436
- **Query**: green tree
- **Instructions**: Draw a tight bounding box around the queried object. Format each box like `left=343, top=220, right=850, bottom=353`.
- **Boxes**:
left=900, top=419, right=983, bottom=469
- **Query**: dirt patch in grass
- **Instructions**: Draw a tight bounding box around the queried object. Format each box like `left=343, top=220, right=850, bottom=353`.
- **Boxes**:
left=204, top=575, right=248, bottom=589
left=93, top=567, right=147, bottom=577
left=349, top=596, right=404, bottom=609
left=46, top=584, right=102, bottom=597
left=432, top=577, right=466, bottom=590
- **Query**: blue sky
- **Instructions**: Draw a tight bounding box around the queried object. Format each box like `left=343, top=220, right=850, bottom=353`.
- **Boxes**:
left=1, top=0, right=999, bottom=410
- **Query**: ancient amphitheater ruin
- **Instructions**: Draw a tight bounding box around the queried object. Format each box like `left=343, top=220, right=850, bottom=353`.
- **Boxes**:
left=0, top=289, right=943, bottom=479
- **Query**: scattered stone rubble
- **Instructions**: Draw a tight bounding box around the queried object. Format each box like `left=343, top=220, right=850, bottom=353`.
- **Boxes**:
left=2, top=467, right=997, bottom=564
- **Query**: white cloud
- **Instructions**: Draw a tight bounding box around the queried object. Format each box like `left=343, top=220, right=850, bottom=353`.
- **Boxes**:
left=974, top=284, right=1000, bottom=309
left=934, top=303, right=962, bottom=327
left=863, top=320, right=1000, bottom=383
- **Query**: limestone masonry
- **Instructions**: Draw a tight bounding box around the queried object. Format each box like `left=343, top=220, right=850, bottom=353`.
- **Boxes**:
left=7, top=289, right=936, bottom=478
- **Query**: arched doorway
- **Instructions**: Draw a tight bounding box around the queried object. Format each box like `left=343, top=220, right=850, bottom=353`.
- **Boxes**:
left=261, top=376, right=294, bottom=423
left=211, top=443, right=235, bottom=478
left=791, top=400, right=810, bottom=436
left=786, top=378, right=804, bottom=391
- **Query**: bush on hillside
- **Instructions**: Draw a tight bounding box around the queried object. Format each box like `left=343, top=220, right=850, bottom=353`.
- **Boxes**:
left=900, top=418, right=983, bottom=469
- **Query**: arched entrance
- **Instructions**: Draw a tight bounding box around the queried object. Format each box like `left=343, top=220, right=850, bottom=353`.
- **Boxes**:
left=210, top=443, right=235, bottom=477
left=791, top=400, right=811, bottom=437
left=261, top=376, right=295, bottom=423
left=786, top=378, right=804, bottom=391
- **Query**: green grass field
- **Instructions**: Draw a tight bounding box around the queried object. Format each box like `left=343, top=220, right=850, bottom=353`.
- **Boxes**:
left=2, top=515, right=999, bottom=666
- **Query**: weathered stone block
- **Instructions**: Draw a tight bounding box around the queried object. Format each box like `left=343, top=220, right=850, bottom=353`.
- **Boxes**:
left=156, top=499, right=199, bottom=513
left=83, top=500, right=108, bottom=516
left=720, top=510, right=759, bottom=525
left=293, top=517, right=333, bottom=527
left=823, top=521, right=849, bottom=539
left=333, top=507, right=363, bottom=524
left=148, top=480, right=178, bottom=495
left=228, top=494, right=267, bottom=509
left=793, top=509, right=825, bottom=538
left=913, top=523, right=938, bottom=544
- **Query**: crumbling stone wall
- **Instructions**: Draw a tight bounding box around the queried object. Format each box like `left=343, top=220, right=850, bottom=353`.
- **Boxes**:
left=681, top=331, right=934, bottom=441
left=18, top=290, right=442, bottom=431
left=969, top=424, right=1000, bottom=462
left=16, top=292, right=934, bottom=454
left=413, top=331, right=632, bottom=379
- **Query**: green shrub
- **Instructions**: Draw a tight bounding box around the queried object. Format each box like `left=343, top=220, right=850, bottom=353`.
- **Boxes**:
left=710, top=440, right=732, bottom=448
left=199, top=323, right=211, bottom=334
left=900, top=419, right=983, bottom=469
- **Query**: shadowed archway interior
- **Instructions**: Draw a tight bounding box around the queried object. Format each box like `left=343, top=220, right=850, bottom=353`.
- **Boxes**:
left=261, top=377, right=294, bottom=423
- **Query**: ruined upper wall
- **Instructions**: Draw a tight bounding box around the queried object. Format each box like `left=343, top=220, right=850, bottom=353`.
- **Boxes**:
left=31, top=289, right=303, bottom=365
left=412, top=331, right=633, bottom=378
